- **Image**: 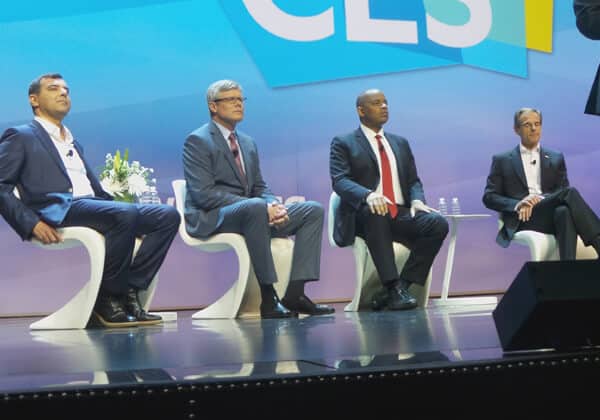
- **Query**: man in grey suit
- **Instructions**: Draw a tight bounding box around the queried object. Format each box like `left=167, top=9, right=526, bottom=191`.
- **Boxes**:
left=483, top=107, right=600, bottom=259
left=330, top=89, right=448, bottom=311
left=574, top=0, right=600, bottom=115
left=183, top=80, right=334, bottom=318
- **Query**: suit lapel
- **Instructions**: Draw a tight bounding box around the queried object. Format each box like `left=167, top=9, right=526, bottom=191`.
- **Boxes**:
left=355, top=128, right=377, bottom=166
left=510, top=146, right=528, bottom=190
left=385, top=132, right=407, bottom=189
left=209, top=121, right=247, bottom=190
left=540, top=147, right=552, bottom=192
left=31, top=120, right=69, bottom=178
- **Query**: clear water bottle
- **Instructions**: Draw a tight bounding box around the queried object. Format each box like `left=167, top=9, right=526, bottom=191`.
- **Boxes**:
left=451, top=197, right=461, bottom=215
left=438, top=197, right=448, bottom=216
left=148, top=178, right=161, bottom=204
left=138, top=188, right=153, bottom=205
left=149, top=185, right=161, bottom=205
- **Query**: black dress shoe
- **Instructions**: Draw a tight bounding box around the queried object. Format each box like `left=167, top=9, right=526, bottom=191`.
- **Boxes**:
left=260, top=294, right=295, bottom=319
left=371, top=288, right=390, bottom=311
left=125, top=288, right=162, bottom=325
left=387, top=286, right=418, bottom=311
left=93, top=295, right=138, bottom=328
left=281, top=295, right=335, bottom=316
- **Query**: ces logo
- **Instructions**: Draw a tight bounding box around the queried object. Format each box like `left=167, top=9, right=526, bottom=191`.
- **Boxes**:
left=241, top=0, right=491, bottom=48
left=220, top=1, right=553, bottom=87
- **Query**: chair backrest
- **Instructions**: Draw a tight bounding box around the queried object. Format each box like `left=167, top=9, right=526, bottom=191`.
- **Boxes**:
left=171, top=179, right=192, bottom=242
left=327, top=192, right=340, bottom=248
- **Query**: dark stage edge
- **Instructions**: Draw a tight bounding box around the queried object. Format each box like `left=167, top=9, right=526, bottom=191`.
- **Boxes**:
left=2, top=302, right=600, bottom=417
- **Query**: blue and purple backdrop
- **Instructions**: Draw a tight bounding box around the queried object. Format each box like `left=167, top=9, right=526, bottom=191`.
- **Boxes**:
left=1, top=1, right=598, bottom=316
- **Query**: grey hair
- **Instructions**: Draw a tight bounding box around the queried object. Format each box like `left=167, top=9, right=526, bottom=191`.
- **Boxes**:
left=514, top=107, right=542, bottom=128
left=356, top=89, right=382, bottom=107
left=206, top=79, right=243, bottom=103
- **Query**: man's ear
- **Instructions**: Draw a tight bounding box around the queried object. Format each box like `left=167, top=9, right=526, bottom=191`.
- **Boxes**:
left=357, top=106, right=364, bottom=118
left=29, top=94, right=39, bottom=110
left=208, top=102, right=217, bottom=114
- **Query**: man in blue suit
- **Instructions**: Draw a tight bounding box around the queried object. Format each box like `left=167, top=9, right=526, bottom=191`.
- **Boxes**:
left=330, top=89, right=448, bottom=311
left=483, top=107, right=600, bottom=259
left=0, top=73, right=180, bottom=327
left=183, top=79, right=333, bottom=318
left=574, top=0, right=600, bottom=115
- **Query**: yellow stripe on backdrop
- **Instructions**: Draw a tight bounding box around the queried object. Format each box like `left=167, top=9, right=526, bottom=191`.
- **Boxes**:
left=525, top=0, right=553, bottom=52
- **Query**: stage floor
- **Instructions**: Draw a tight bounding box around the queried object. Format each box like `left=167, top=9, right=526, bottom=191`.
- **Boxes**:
left=0, top=300, right=597, bottom=396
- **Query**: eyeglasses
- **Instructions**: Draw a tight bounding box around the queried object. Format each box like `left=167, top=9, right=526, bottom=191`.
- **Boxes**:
left=213, top=96, right=247, bottom=104
left=520, top=121, right=541, bottom=129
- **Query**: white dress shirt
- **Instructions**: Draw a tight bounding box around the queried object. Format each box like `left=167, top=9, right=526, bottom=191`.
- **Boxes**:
left=519, top=143, right=542, bottom=195
left=360, top=124, right=405, bottom=206
left=35, top=117, right=95, bottom=198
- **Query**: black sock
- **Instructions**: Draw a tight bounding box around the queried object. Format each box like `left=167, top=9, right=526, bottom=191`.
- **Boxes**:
left=283, top=280, right=306, bottom=301
left=260, top=284, right=277, bottom=302
left=398, top=278, right=412, bottom=290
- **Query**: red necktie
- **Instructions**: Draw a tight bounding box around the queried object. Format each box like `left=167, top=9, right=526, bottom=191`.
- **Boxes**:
left=375, top=134, right=397, bottom=218
left=228, top=132, right=247, bottom=186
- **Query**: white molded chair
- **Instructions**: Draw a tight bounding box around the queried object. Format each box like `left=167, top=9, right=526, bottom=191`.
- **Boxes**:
left=327, top=192, right=431, bottom=311
left=28, top=228, right=158, bottom=330
left=172, top=179, right=293, bottom=319
left=15, top=188, right=159, bottom=330
left=499, top=218, right=598, bottom=261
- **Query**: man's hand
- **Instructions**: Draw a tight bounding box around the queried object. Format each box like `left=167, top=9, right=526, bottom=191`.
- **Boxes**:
left=268, top=203, right=289, bottom=227
left=516, top=194, right=544, bottom=222
left=410, top=199, right=437, bottom=218
left=32, top=221, right=62, bottom=244
left=366, top=192, right=391, bottom=216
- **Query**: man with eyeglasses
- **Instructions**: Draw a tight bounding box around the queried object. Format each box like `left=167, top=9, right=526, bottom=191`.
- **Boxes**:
left=330, top=89, right=448, bottom=311
left=483, top=107, right=600, bottom=259
left=0, top=73, right=181, bottom=327
left=183, top=79, right=334, bottom=318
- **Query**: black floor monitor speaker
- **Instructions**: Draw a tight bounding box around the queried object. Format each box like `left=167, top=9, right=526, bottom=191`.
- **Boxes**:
left=493, top=259, right=600, bottom=352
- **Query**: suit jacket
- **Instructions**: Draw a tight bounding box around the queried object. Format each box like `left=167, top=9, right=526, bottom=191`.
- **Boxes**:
left=574, top=0, right=600, bottom=115
left=482, top=146, right=569, bottom=247
left=0, top=120, right=112, bottom=240
left=329, top=128, right=426, bottom=247
left=183, top=121, right=277, bottom=238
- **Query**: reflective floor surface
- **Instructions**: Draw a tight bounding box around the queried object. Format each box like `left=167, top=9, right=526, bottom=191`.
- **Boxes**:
left=0, top=301, right=551, bottom=394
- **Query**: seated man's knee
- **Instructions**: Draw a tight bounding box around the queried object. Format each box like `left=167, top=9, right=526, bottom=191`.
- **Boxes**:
left=164, top=206, right=181, bottom=227
left=304, top=200, right=324, bottom=221
left=431, top=213, right=449, bottom=237
left=243, top=197, right=268, bottom=219
left=553, top=205, right=571, bottom=222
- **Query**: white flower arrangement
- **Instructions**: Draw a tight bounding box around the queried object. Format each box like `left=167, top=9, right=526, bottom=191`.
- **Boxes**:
left=99, top=149, right=154, bottom=203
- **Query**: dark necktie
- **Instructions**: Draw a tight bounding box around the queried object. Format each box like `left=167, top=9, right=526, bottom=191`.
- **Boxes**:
left=228, top=132, right=247, bottom=186
left=375, top=134, right=397, bottom=218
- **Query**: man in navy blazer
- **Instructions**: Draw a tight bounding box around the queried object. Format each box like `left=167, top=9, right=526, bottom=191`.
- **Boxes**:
left=483, top=107, right=600, bottom=259
left=0, top=73, right=180, bottom=327
left=330, top=89, right=448, bottom=311
left=183, top=79, right=333, bottom=318
left=574, top=0, right=600, bottom=115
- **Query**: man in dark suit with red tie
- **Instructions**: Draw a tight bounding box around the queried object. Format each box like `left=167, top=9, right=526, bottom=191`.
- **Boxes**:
left=183, top=79, right=333, bottom=318
left=483, top=107, right=600, bottom=259
left=330, top=89, right=448, bottom=311
left=574, top=0, right=600, bottom=115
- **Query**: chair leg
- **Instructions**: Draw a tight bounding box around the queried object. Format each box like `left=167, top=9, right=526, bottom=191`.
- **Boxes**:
left=192, top=237, right=251, bottom=319
left=30, top=229, right=106, bottom=330
left=237, top=238, right=294, bottom=318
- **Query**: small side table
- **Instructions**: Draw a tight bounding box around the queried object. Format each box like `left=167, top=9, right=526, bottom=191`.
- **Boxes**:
left=432, top=214, right=498, bottom=306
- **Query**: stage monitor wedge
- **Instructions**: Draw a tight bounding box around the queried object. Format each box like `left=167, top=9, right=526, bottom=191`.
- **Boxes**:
left=493, top=259, right=600, bottom=352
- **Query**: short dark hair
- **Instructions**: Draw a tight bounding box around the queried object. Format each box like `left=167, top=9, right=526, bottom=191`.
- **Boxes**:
left=514, top=107, right=542, bottom=128
left=28, top=73, right=63, bottom=96
left=28, top=73, right=63, bottom=114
